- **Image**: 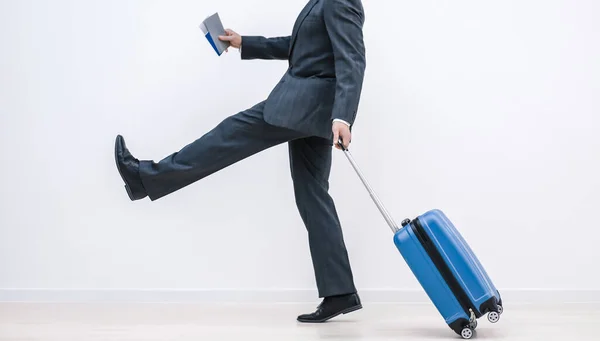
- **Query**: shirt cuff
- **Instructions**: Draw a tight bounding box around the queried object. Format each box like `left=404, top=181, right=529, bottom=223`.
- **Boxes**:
left=332, top=119, right=351, bottom=127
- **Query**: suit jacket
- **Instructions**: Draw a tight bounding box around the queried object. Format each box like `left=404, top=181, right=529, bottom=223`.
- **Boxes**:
left=241, top=0, right=366, bottom=140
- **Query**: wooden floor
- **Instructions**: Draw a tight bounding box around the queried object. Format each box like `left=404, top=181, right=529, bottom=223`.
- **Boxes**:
left=0, top=302, right=598, bottom=340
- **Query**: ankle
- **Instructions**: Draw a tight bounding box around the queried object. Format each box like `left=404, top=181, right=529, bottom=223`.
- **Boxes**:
left=331, top=291, right=355, bottom=297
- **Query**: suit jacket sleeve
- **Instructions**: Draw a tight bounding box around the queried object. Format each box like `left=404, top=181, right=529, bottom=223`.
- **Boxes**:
left=324, top=0, right=366, bottom=125
left=241, top=36, right=291, bottom=60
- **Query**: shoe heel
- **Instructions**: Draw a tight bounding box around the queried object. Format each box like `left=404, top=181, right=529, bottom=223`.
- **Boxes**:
left=124, top=185, right=134, bottom=201
left=342, top=304, right=362, bottom=314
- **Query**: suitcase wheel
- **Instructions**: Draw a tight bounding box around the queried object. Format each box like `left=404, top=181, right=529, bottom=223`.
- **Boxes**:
left=497, top=305, right=504, bottom=314
left=461, top=327, right=474, bottom=339
left=487, top=311, right=501, bottom=323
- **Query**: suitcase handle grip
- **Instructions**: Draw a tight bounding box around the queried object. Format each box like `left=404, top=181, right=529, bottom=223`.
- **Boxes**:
left=337, top=140, right=400, bottom=233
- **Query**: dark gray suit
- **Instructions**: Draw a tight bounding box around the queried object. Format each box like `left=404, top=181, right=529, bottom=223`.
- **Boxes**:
left=138, top=0, right=366, bottom=298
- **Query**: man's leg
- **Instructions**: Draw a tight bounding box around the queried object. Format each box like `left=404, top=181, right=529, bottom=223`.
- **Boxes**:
left=289, top=136, right=361, bottom=322
left=115, top=101, right=304, bottom=201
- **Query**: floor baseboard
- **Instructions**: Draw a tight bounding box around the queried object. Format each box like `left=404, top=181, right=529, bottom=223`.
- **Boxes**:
left=1, top=288, right=598, bottom=303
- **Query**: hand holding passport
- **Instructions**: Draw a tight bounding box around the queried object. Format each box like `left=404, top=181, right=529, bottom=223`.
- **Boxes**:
left=200, top=12, right=233, bottom=56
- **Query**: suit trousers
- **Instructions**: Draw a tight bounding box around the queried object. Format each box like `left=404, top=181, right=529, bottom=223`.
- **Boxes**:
left=138, top=101, right=357, bottom=297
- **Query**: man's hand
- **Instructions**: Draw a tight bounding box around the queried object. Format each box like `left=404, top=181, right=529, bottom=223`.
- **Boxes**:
left=218, top=29, right=242, bottom=50
left=332, top=121, right=351, bottom=150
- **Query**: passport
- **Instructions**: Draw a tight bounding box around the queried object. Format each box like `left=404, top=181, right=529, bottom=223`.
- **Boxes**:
left=199, top=12, right=230, bottom=56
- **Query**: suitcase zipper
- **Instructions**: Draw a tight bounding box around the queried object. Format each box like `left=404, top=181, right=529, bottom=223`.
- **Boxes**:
left=411, top=218, right=480, bottom=318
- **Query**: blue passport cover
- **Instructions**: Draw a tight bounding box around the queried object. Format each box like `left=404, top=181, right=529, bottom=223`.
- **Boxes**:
left=205, top=32, right=221, bottom=56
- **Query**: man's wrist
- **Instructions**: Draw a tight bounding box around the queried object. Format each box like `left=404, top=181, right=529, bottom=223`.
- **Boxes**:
left=333, top=118, right=351, bottom=127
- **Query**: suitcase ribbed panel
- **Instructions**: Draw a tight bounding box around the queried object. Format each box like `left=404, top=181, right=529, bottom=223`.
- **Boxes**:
left=419, top=210, right=498, bottom=315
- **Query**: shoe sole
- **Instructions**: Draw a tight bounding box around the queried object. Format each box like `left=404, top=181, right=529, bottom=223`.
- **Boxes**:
left=114, top=136, right=135, bottom=201
left=296, top=304, right=363, bottom=323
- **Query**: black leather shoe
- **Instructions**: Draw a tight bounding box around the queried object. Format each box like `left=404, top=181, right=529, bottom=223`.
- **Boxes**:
left=114, top=135, right=147, bottom=201
left=297, top=293, right=362, bottom=323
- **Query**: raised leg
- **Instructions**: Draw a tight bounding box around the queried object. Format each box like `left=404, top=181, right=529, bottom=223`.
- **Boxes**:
left=138, top=101, right=304, bottom=200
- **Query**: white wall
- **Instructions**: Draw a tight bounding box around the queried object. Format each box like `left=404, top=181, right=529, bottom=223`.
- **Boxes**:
left=1, top=0, right=599, bottom=302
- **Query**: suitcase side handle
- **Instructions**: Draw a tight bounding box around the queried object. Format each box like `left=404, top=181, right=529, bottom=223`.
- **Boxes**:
left=338, top=140, right=400, bottom=233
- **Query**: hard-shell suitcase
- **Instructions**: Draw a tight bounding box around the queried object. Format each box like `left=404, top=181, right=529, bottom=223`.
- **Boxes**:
left=339, top=143, right=503, bottom=339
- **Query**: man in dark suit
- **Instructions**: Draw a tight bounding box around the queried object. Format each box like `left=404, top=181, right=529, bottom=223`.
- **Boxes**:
left=115, top=0, right=366, bottom=322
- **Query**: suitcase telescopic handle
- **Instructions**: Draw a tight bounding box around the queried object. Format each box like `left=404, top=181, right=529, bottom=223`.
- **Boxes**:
left=338, top=140, right=400, bottom=233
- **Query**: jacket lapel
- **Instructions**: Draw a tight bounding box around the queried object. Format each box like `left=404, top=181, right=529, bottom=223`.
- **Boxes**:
left=289, top=0, right=320, bottom=56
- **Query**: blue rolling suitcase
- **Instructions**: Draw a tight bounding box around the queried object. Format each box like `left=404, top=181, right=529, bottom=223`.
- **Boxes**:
left=340, top=144, right=503, bottom=339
